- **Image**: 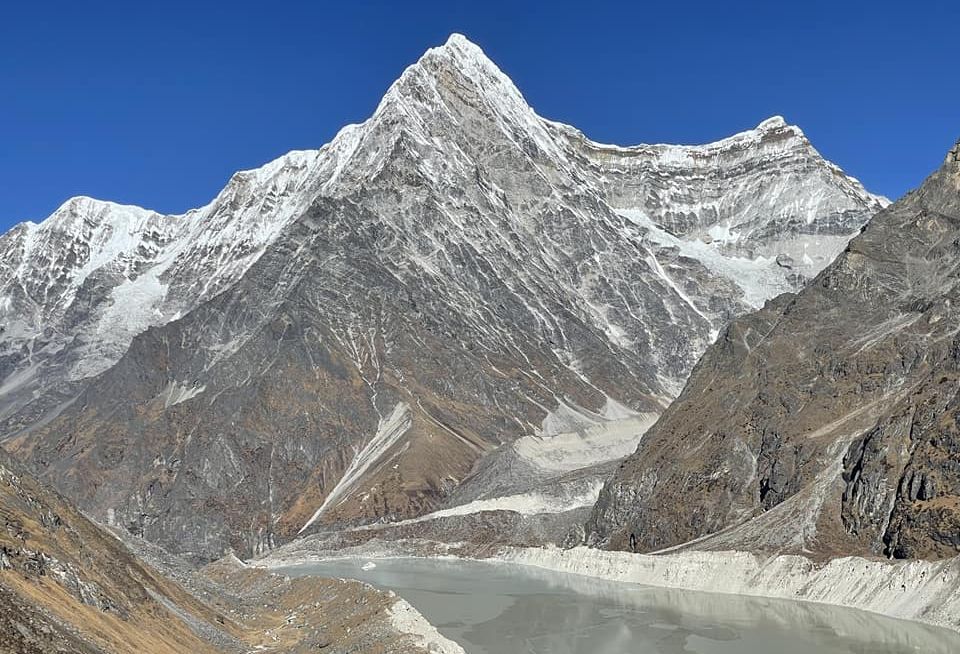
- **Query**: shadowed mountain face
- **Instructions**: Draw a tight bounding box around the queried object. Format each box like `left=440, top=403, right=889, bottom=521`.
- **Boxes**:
left=587, top=141, right=960, bottom=560
left=1, top=35, right=883, bottom=561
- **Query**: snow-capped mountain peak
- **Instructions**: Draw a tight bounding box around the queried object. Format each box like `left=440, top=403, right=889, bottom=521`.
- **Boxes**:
left=0, top=36, right=884, bottom=405
left=386, top=33, right=521, bottom=104
left=756, top=114, right=789, bottom=130
left=3, top=35, right=888, bottom=559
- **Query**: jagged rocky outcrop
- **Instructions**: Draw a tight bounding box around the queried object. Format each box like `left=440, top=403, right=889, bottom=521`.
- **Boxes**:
left=587, top=140, right=960, bottom=560
left=1, top=35, right=883, bottom=560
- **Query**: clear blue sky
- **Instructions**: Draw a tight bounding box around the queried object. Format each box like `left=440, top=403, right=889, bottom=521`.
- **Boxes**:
left=1, top=1, right=957, bottom=229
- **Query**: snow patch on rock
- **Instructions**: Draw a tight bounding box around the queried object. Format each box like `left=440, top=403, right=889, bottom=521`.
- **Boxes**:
left=299, top=402, right=412, bottom=533
left=368, top=480, right=605, bottom=531
left=516, top=413, right=658, bottom=474
left=162, top=381, right=207, bottom=408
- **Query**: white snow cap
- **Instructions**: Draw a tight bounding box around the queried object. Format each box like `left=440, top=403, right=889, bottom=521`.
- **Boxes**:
left=442, top=32, right=480, bottom=49
left=756, top=115, right=788, bottom=130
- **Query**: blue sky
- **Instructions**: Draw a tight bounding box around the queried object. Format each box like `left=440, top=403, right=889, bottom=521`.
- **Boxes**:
left=1, top=1, right=957, bottom=229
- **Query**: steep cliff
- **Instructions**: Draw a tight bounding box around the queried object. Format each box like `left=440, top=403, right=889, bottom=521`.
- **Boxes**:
left=588, top=140, right=960, bottom=560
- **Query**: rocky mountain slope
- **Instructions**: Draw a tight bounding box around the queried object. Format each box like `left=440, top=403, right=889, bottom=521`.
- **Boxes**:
left=1, top=34, right=884, bottom=561
left=0, top=150, right=331, bottom=433
left=587, top=140, right=960, bottom=560
left=0, top=448, right=460, bottom=653
left=0, top=448, right=231, bottom=654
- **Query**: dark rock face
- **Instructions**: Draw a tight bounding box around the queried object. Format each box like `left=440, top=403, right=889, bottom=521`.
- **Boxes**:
left=1, top=36, right=882, bottom=561
left=587, top=141, right=960, bottom=559
left=841, top=376, right=960, bottom=559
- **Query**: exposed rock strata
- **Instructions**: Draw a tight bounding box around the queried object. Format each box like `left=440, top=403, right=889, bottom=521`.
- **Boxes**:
left=2, top=35, right=883, bottom=560
left=587, top=139, right=960, bottom=559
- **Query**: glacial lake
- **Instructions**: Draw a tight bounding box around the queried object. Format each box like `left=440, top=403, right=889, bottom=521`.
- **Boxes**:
left=277, top=557, right=960, bottom=653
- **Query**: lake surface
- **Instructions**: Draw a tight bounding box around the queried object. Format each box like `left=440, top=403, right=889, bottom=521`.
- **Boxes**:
left=278, top=557, right=960, bottom=653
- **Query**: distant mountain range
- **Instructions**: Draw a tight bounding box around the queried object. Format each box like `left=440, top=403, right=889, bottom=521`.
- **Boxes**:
left=1, top=34, right=886, bottom=561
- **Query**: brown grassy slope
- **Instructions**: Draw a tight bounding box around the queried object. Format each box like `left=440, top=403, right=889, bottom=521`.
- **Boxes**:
left=0, top=448, right=237, bottom=653
left=0, top=449, right=444, bottom=653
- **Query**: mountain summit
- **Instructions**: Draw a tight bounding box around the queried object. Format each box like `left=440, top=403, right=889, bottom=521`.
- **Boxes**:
left=0, top=35, right=885, bottom=559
